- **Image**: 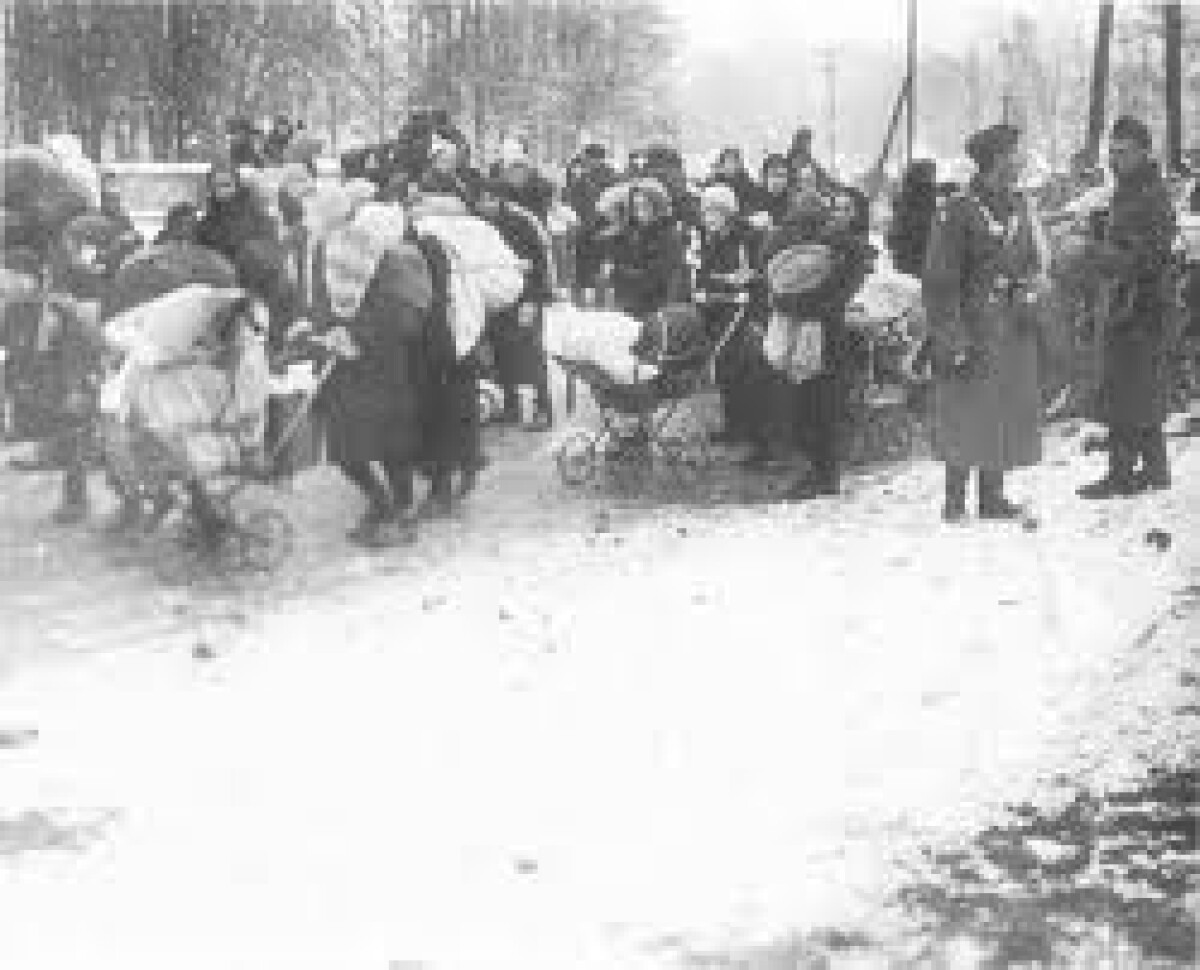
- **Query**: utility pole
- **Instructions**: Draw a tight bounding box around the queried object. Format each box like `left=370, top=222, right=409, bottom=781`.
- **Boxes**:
left=822, top=47, right=837, bottom=174
left=1164, top=0, right=1182, bottom=173
left=1086, top=1, right=1114, bottom=165
left=906, top=0, right=916, bottom=166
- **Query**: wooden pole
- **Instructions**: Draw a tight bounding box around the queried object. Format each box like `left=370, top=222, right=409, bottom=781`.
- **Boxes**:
left=1164, top=0, right=1182, bottom=173
left=1085, top=1, right=1114, bottom=164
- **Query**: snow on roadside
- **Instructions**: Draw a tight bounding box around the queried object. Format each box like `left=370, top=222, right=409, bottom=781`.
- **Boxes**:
left=0, top=429, right=1194, bottom=970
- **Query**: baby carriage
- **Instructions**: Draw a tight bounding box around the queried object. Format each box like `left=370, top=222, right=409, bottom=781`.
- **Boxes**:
left=99, top=284, right=313, bottom=572
left=551, top=291, right=750, bottom=492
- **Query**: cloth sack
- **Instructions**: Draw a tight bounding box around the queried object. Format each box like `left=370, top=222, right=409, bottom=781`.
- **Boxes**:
left=763, top=312, right=823, bottom=383
left=847, top=268, right=923, bottom=334
left=102, top=332, right=269, bottom=478
left=766, top=243, right=836, bottom=298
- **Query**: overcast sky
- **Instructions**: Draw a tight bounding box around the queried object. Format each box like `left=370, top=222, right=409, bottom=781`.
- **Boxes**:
left=665, top=0, right=1103, bottom=56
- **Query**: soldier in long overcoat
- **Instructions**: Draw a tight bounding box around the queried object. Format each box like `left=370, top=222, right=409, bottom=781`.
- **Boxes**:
left=922, top=124, right=1048, bottom=522
left=1077, top=116, right=1178, bottom=497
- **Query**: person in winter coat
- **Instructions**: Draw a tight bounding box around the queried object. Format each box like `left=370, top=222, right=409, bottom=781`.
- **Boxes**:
left=695, top=184, right=764, bottom=448
left=195, top=163, right=276, bottom=263
left=492, top=137, right=554, bottom=224
left=1076, top=116, right=1179, bottom=497
left=922, top=123, right=1047, bottom=523
left=887, top=159, right=938, bottom=277
left=309, top=204, right=432, bottom=548
left=707, top=146, right=761, bottom=216
left=761, top=187, right=874, bottom=496
left=757, top=154, right=794, bottom=229
left=607, top=183, right=689, bottom=320
left=155, top=203, right=201, bottom=245
left=476, top=179, right=555, bottom=430
left=567, top=145, right=619, bottom=295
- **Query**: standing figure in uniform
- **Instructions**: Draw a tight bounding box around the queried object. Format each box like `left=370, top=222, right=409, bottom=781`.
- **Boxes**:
left=922, top=124, right=1048, bottom=523
left=1077, top=116, right=1178, bottom=497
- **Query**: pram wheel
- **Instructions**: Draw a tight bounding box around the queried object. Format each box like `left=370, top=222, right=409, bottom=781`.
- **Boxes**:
left=556, top=430, right=599, bottom=487
left=231, top=507, right=296, bottom=572
left=657, top=430, right=713, bottom=488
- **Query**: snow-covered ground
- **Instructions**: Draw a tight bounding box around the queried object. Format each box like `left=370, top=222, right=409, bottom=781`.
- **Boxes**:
left=0, top=404, right=1196, bottom=970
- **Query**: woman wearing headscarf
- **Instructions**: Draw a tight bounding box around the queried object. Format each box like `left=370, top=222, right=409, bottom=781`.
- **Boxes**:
left=310, top=202, right=432, bottom=547
left=760, top=185, right=873, bottom=495
left=757, top=154, right=794, bottom=229
left=476, top=175, right=555, bottom=429
left=707, top=147, right=761, bottom=216
left=606, top=181, right=689, bottom=320
left=887, top=159, right=938, bottom=277
left=696, top=184, right=764, bottom=447
left=195, top=163, right=276, bottom=263
left=922, top=123, right=1048, bottom=523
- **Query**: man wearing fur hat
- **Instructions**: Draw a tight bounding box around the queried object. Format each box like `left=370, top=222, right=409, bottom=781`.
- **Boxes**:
left=1076, top=116, right=1178, bottom=497
left=922, top=123, right=1048, bottom=522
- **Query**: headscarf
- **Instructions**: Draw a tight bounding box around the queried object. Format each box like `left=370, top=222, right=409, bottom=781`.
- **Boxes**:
left=700, top=183, right=738, bottom=216
left=323, top=202, right=406, bottom=321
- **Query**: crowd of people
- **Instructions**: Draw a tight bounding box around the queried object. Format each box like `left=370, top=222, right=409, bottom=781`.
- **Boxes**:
left=1, top=106, right=1196, bottom=553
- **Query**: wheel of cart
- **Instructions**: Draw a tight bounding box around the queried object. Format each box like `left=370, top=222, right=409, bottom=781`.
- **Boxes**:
left=555, top=427, right=601, bottom=487
left=655, top=427, right=714, bottom=489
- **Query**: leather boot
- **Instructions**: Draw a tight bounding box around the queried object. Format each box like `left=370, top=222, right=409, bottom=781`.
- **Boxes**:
left=979, top=470, right=1022, bottom=520
left=942, top=465, right=969, bottom=523
left=1135, top=426, right=1171, bottom=492
left=1077, top=428, right=1138, bottom=499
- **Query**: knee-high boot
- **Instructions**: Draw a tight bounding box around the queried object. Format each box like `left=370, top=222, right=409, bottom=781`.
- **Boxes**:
left=943, top=464, right=969, bottom=522
left=978, top=469, right=1022, bottom=520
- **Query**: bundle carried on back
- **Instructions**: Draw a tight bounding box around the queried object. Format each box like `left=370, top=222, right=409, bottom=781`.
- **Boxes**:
left=410, top=193, right=525, bottom=357
left=1, top=141, right=99, bottom=246
left=322, top=202, right=431, bottom=324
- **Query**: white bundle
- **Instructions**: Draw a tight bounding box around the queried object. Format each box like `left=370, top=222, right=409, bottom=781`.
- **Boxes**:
left=42, top=135, right=101, bottom=211
left=413, top=196, right=525, bottom=357
left=103, top=284, right=247, bottom=367
left=543, top=302, right=651, bottom=385
left=847, top=268, right=924, bottom=334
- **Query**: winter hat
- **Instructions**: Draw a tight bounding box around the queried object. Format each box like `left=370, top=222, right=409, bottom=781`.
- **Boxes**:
left=965, top=124, right=1021, bottom=171
left=700, top=184, right=738, bottom=215
left=500, top=136, right=531, bottom=168
left=582, top=144, right=608, bottom=162
left=1111, top=116, right=1153, bottom=151
left=761, top=153, right=790, bottom=180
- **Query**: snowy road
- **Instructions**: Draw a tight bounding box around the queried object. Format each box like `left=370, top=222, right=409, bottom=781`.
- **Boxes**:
left=0, top=416, right=1197, bottom=969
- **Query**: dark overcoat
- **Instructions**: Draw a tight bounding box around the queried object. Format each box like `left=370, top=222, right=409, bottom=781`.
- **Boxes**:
left=922, top=182, right=1045, bottom=472
left=312, top=242, right=430, bottom=466
left=1091, top=161, right=1178, bottom=429
left=610, top=217, right=689, bottom=320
